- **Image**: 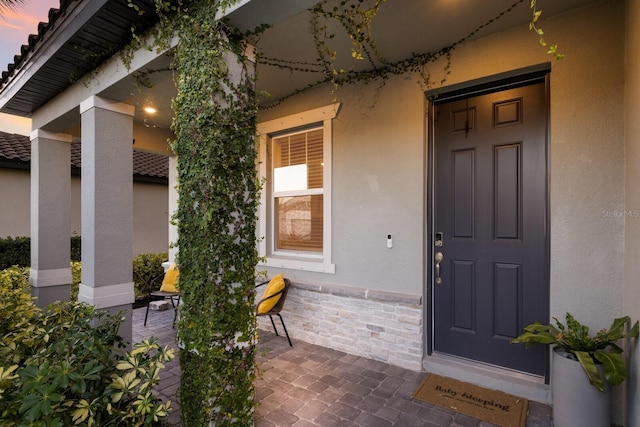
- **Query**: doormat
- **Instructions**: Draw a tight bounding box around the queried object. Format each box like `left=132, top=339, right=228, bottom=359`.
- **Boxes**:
left=413, top=374, right=528, bottom=427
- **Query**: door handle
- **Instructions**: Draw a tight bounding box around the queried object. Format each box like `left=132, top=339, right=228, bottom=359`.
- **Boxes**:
left=435, top=252, right=444, bottom=284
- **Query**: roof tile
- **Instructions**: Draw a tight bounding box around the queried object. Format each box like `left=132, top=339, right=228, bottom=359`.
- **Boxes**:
left=0, top=130, right=168, bottom=179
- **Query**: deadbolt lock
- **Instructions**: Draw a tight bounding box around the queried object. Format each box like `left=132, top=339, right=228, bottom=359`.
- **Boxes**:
left=435, top=232, right=443, bottom=247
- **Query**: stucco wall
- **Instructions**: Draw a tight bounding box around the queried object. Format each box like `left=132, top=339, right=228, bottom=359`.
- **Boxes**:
left=546, top=0, right=626, bottom=331
left=624, top=0, right=640, bottom=424
left=133, top=181, right=170, bottom=255
left=0, top=169, right=31, bottom=237
left=258, top=77, right=425, bottom=295
left=259, top=0, right=627, bottom=326
left=0, top=169, right=168, bottom=256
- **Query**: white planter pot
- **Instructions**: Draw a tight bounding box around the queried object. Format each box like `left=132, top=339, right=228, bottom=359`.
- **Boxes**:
left=551, top=348, right=611, bottom=427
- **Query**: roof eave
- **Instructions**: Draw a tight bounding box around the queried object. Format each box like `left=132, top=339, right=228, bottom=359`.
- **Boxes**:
left=0, top=0, right=110, bottom=116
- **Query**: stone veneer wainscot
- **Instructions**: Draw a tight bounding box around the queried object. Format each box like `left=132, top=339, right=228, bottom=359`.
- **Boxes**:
left=257, top=279, right=423, bottom=371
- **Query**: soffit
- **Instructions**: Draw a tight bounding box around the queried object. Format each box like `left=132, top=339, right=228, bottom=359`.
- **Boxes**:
left=0, top=0, right=158, bottom=117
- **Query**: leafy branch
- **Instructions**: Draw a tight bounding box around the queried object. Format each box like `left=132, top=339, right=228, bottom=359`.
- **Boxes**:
left=529, top=0, right=564, bottom=60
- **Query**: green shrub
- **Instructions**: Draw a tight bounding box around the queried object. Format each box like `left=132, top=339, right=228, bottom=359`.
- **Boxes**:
left=0, top=237, right=30, bottom=269
left=0, top=265, right=30, bottom=293
left=0, top=236, right=83, bottom=270
left=132, top=253, right=168, bottom=298
left=0, top=272, right=173, bottom=426
left=0, top=266, right=35, bottom=343
left=70, top=261, right=81, bottom=301
left=70, top=235, right=82, bottom=262
left=71, top=255, right=167, bottom=302
left=1, top=252, right=166, bottom=302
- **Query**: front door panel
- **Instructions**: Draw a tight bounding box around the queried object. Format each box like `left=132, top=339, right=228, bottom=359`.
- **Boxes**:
left=432, top=82, right=548, bottom=376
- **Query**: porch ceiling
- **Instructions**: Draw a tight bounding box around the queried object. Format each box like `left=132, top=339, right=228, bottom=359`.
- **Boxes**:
left=252, top=0, right=598, bottom=106
left=0, top=0, right=599, bottom=132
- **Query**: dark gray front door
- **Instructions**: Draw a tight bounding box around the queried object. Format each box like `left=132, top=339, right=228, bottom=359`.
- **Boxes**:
left=432, top=81, right=548, bottom=376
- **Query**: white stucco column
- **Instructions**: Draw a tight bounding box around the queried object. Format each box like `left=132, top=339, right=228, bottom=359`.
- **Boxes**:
left=79, top=95, right=135, bottom=345
left=29, top=130, right=73, bottom=308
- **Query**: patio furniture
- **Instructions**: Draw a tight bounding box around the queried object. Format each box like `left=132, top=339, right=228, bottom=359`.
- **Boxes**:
left=144, top=263, right=180, bottom=327
left=257, top=275, right=292, bottom=346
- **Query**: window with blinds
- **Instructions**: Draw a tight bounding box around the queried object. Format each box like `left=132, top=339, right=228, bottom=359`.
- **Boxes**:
left=272, top=128, right=323, bottom=252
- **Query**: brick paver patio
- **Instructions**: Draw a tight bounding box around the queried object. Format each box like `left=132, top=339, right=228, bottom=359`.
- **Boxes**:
left=134, top=306, right=553, bottom=426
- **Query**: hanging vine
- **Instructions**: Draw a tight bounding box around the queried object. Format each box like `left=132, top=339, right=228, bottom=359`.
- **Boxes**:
left=529, top=0, right=564, bottom=60
left=260, top=0, right=562, bottom=108
left=310, top=0, right=389, bottom=86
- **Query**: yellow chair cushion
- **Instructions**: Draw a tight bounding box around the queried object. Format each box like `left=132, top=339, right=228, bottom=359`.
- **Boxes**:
left=159, top=263, right=179, bottom=293
left=257, top=273, right=285, bottom=314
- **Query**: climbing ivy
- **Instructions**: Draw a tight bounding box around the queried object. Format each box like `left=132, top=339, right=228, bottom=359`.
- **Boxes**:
left=126, top=0, right=261, bottom=425
left=171, top=4, right=260, bottom=425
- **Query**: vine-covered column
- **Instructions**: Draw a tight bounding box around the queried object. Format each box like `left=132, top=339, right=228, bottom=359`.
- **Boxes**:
left=170, top=1, right=260, bottom=424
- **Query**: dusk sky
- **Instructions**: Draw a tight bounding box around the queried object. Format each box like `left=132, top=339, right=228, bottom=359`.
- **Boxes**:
left=0, top=0, right=59, bottom=68
left=0, top=0, right=59, bottom=134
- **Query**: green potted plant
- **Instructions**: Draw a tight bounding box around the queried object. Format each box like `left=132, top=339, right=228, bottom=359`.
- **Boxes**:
left=513, top=313, right=638, bottom=391
left=512, top=313, right=638, bottom=427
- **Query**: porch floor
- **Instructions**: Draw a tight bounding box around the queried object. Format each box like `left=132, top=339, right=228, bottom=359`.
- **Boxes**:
left=134, top=307, right=553, bottom=426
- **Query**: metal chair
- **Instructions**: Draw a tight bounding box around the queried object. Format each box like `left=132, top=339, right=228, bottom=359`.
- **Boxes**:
left=256, top=277, right=292, bottom=346
left=144, top=264, right=180, bottom=327
left=144, top=290, right=180, bottom=327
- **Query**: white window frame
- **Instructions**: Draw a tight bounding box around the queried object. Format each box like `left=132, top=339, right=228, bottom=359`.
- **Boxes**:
left=257, top=103, right=341, bottom=274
